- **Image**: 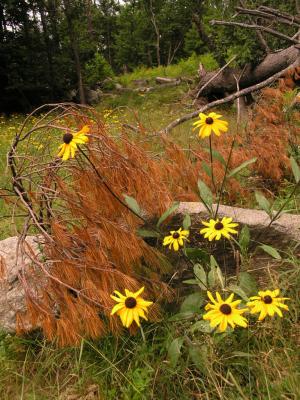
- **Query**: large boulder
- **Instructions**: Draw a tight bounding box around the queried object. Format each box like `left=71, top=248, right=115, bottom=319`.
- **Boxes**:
left=0, top=236, right=40, bottom=332
left=177, top=202, right=300, bottom=245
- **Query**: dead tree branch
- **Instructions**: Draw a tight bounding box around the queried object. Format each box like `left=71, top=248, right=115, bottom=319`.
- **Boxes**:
left=236, top=6, right=300, bottom=27
left=211, top=20, right=300, bottom=44
left=258, top=6, right=300, bottom=25
left=237, top=1, right=270, bottom=53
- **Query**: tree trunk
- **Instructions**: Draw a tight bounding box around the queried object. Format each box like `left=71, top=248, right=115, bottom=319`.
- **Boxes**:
left=63, top=0, right=86, bottom=104
left=38, top=0, right=55, bottom=100
left=47, top=0, right=60, bottom=49
left=149, top=0, right=161, bottom=66
left=192, top=12, right=225, bottom=66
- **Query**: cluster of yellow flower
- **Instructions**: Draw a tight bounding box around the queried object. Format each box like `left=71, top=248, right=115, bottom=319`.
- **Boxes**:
left=163, top=216, right=238, bottom=251
left=109, top=287, right=289, bottom=331
left=204, top=289, right=289, bottom=332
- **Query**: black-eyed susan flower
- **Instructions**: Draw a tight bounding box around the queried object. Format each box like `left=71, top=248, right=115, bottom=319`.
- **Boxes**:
left=193, top=112, right=228, bottom=139
left=200, top=217, right=238, bottom=241
left=163, top=227, right=189, bottom=251
left=247, top=289, right=289, bottom=321
left=110, top=287, right=153, bottom=328
left=57, top=125, right=89, bottom=161
left=203, top=291, right=248, bottom=332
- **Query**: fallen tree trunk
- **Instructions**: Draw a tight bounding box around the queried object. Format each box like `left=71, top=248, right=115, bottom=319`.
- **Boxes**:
left=156, top=76, right=179, bottom=84
left=195, top=45, right=300, bottom=98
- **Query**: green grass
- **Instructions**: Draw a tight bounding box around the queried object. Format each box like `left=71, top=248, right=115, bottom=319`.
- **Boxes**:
left=117, top=53, right=219, bottom=87
left=0, top=255, right=299, bottom=399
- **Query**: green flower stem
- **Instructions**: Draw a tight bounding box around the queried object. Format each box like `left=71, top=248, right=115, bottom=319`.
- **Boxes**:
left=209, top=136, right=217, bottom=192
left=214, top=138, right=235, bottom=218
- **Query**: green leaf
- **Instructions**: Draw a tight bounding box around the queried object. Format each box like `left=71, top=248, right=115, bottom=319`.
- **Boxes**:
left=207, top=267, right=216, bottom=287
left=185, top=248, right=210, bottom=263
left=210, top=255, right=219, bottom=269
left=208, top=265, right=224, bottom=289
left=188, top=345, right=208, bottom=374
left=238, top=272, right=257, bottom=296
left=167, top=337, right=184, bottom=368
left=193, top=264, right=207, bottom=290
left=124, top=195, right=141, bottom=215
left=197, top=180, right=213, bottom=209
left=201, top=161, right=212, bottom=178
left=180, top=292, right=204, bottom=313
left=209, top=257, right=223, bottom=288
left=190, top=320, right=214, bottom=334
left=204, top=147, right=226, bottom=167
left=182, top=214, right=191, bottom=230
left=239, top=225, right=250, bottom=252
left=260, top=244, right=281, bottom=260
left=168, top=312, right=195, bottom=322
left=216, top=267, right=225, bottom=289
left=183, top=279, right=199, bottom=285
left=228, top=157, right=257, bottom=178
left=231, top=351, right=255, bottom=358
left=255, top=192, right=271, bottom=214
left=157, top=202, right=180, bottom=227
left=290, top=156, right=300, bottom=183
left=228, top=284, right=249, bottom=302
left=137, top=229, right=160, bottom=238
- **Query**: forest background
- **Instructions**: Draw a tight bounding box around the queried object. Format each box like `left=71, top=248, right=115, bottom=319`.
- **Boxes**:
left=1, top=0, right=297, bottom=113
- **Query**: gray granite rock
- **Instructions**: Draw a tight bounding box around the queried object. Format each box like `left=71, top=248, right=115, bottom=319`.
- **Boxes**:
left=177, top=202, right=300, bottom=245
left=0, top=236, right=40, bottom=332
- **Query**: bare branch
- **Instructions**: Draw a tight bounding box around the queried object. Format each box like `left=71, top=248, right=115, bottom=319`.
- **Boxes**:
left=160, top=61, right=299, bottom=134
left=258, top=6, right=300, bottom=25
left=211, top=20, right=300, bottom=44
left=236, top=6, right=300, bottom=27
left=238, top=1, right=271, bottom=53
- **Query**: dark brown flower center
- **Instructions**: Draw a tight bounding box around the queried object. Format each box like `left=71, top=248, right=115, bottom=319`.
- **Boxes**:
left=263, top=295, right=273, bottom=304
left=172, top=232, right=180, bottom=239
left=214, top=222, right=224, bottom=230
left=125, top=297, right=137, bottom=309
left=219, top=304, right=232, bottom=315
left=63, top=132, right=73, bottom=144
left=205, top=117, right=214, bottom=125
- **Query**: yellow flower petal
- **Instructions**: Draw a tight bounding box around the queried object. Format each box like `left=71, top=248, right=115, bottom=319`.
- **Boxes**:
left=111, top=303, right=124, bottom=315
left=133, top=287, right=144, bottom=298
